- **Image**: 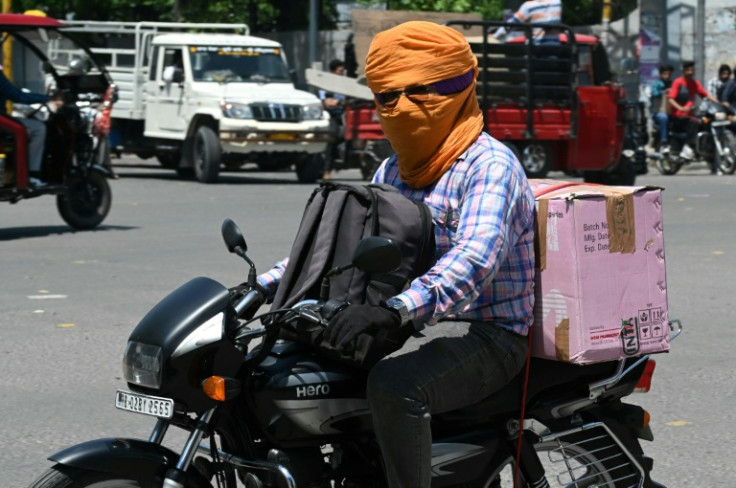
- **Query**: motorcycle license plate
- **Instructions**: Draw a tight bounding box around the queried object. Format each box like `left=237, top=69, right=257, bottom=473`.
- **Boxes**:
left=115, top=390, right=174, bottom=419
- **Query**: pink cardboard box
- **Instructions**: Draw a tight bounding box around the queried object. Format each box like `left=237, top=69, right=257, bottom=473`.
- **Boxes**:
left=530, top=180, right=669, bottom=364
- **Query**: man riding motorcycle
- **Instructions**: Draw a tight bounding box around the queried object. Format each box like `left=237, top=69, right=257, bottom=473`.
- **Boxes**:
left=257, top=21, right=536, bottom=487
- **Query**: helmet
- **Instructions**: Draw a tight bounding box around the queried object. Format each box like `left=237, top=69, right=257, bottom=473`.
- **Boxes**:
left=68, top=58, right=85, bottom=75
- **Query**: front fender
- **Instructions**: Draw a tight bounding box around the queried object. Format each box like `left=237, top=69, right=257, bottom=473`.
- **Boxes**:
left=49, top=437, right=210, bottom=487
left=91, top=164, right=114, bottom=178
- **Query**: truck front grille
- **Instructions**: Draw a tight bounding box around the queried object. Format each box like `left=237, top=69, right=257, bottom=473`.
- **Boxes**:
left=250, top=103, right=302, bottom=122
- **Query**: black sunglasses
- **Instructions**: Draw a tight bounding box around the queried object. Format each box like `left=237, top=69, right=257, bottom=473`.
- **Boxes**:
left=373, top=69, right=475, bottom=109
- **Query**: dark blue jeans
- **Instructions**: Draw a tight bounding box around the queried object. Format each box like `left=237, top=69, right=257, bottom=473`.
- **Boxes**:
left=366, top=321, right=529, bottom=487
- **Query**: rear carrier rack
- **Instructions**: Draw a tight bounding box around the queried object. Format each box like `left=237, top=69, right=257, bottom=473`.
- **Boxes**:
left=539, top=422, right=645, bottom=488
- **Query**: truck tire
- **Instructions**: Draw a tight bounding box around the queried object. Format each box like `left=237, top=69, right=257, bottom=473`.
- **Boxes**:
left=518, top=142, right=552, bottom=178
left=192, top=126, right=221, bottom=183
left=296, top=154, right=324, bottom=183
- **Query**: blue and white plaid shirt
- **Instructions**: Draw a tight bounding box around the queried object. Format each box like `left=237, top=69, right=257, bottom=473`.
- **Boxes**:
left=259, top=132, right=536, bottom=335
left=373, top=132, right=535, bottom=335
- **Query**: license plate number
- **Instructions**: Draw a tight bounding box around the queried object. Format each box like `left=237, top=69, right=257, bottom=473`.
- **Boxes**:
left=269, top=133, right=296, bottom=140
left=115, top=390, right=174, bottom=419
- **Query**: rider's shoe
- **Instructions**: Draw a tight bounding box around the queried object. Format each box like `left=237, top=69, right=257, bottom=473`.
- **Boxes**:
left=679, top=144, right=695, bottom=160
left=28, top=177, right=47, bottom=188
left=661, top=143, right=670, bottom=154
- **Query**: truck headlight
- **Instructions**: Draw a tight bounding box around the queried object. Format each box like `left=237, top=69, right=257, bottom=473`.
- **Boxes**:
left=123, top=341, right=163, bottom=389
left=222, top=102, right=253, bottom=119
left=302, top=103, right=324, bottom=121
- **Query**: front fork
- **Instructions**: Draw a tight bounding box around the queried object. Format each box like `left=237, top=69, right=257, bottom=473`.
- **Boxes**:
left=151, top=409, right=216, bottom=488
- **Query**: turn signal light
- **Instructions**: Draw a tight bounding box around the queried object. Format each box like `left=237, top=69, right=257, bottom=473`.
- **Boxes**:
left=642, top=409, right=651, bottom=429
left=202, top=376, right=241, bottom=401
left=634, top=359, right=656, bottom=393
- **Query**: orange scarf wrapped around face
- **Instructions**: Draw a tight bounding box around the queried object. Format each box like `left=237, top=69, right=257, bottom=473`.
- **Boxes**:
left=365, top=21, right=483, bottom=188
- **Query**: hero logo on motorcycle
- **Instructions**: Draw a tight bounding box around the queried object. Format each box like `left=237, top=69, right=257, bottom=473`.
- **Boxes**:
left=296, top=384, right=331, bottom=398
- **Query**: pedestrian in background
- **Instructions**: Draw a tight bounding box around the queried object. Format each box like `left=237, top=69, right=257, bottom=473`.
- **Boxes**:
left=707, top=64, right=732, bottom=100
left=649, top=64, right=674, bottom=153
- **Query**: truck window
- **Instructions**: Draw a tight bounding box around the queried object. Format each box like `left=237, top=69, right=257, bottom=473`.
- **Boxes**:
left=161, top=48, right=184, bottom=81
left=577, top=48, right=593, bottom=86
left=188, top=46, right=290, bottom=83
left=591, top=43, right=613, bottom=85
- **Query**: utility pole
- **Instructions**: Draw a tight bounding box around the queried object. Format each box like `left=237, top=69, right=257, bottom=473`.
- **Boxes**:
left=309, top=0, right=318, bottom=69
left=695, top=0, right=705, bottom=83
left=2, top=0, right=11, bottom=115
left=601, top=0, right=613, bottom=48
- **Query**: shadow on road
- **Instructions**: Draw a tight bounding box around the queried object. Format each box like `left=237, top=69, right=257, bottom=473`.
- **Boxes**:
left=0, top=224, right=138, bottom=241
left=112, top=163, right=368, bottom=185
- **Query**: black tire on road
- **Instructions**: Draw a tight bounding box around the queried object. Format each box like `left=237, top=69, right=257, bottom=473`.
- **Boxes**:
left=296, top=154, right=324, bottom=183
left=715, top=131, right=736, bottom=175
left=518, top=142, right=552, bottom=179
left=192, top=125, right=221, bottom=183
left=56, top=171, right=112, bottom=230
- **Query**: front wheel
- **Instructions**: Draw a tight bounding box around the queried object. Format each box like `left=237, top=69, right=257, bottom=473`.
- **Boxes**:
left=715, top=131, right=736, bottom=175
left=29, top=464, right=210, bottom=488
left=56, top=171, right=111, bottom=230
left=192, top=126, right=221, bottom=183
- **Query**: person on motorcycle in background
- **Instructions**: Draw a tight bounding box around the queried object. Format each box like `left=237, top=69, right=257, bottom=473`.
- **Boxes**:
left=0, top=64, right=49, bottom=186
left=649, top=64, right=674, bottom=153
left=707, top=63, right=731, bottom=100
left=258, top=21, right=536, bottom=488
left=719, top=65, right=736, bottom=115
left=668, top=60, right=721, bottom=166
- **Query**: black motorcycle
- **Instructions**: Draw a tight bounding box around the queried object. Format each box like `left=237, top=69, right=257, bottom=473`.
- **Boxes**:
left=651, top=100, right=736, bottom=175
left=30, top=219, right=677, bottom=488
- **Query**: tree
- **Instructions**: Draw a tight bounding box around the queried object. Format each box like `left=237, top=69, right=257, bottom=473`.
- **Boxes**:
left=13, top=0, right=337, bottom=32
left=360, top=0, right=637, bottom=26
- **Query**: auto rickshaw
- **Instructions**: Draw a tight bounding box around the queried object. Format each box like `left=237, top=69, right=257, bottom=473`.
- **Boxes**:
left=0, top=13, right=114, bottom=229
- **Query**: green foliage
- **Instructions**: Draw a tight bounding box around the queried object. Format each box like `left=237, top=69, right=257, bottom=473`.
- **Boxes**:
left=11, top=0, right=637, bottom=29
left=359, top=0, right=636, bottom=25
left=11, top=0, right=334, bottom=32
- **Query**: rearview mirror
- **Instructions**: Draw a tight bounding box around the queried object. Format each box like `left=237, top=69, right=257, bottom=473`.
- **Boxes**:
left=222, top=218, right=247, bottom=253
left=352, top=236, right=401, bottom=274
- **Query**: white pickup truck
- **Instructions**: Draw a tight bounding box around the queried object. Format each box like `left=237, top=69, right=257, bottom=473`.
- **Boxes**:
left=60, top=21, right=332, bottom=183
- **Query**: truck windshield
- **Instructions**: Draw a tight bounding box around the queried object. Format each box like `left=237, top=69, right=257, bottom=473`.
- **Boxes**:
left=188, top=46, right=290, bottom=83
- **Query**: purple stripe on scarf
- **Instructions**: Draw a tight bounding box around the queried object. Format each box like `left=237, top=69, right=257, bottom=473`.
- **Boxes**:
left=432, top=70, right=474, bottom=95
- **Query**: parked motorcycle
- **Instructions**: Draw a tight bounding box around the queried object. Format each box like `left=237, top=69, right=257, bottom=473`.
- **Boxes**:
left=30, top=219, right=677, bottom=488
left=650, top=100, right=736, bottom=175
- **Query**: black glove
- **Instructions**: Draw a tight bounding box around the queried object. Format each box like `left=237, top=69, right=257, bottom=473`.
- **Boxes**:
left=326, top=304, right=401, bottom=350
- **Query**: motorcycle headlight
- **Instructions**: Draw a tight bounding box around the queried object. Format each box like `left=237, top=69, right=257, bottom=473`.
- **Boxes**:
left=302, top=103, right=324, bottom=121
left=123, top=341, right=163, bottom=389
left=221, top=102, right=253, bottom=119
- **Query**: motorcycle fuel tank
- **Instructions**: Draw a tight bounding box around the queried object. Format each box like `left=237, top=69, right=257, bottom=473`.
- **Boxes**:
left=249, top=341, right=373, bottom=445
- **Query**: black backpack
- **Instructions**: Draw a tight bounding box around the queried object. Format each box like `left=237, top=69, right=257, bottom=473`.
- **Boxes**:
left=270, top=182, right=435, bottom=367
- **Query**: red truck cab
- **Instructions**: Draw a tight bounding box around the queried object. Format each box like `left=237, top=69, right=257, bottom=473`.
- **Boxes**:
left=450, top=20, right=646, bottom=184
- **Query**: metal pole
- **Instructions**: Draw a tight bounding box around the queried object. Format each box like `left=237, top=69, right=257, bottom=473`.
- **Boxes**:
left=309, top=0, right=318, bottom=67
left=695, top=0, right=705, bottom=83
left=2, top=0, right=12, bottom=115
